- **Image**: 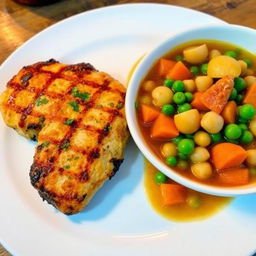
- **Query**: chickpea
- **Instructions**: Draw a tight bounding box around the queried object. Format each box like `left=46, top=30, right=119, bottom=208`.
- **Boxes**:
left=194, top=131, right=211, bottom=147
left=190, top=147, right=210, bottom=163
left=183, top=44, right=208, bottom=64
left=208, top=55, right=241, bottom=78
left=246, top=149, right=256, bottom=166
left=209, top=49, right=221, bottom=59
left=161, top=142, right=177, bottom=157
left=139, top=94, right=151, bottom=105
left=195, top=76, right=213, bottom=92
left=201, top=111, right=224, bottom=133
left=183, top=79, right=196, bottom=92
left=238, top=60, right=248, bottom=76
left=143, top=80, right=156, bottom=92
left=152, top=86, right=173, bottom=107
left=174, top=109, right=201, bottom=134
left=191, top=162, right=212, bottom=179
left=249, top=119, right=256, bottom=136
left=244, top=76, right=256, bottom=87
left=245, top=69, right=254, bottom=76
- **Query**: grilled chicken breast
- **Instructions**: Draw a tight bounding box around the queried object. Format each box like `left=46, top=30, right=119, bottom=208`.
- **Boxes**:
left=0, top=59, right=129, bottom=214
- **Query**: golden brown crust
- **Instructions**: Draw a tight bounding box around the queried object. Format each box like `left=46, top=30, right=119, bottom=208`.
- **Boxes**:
left=0, top=59, right=129, bottom=214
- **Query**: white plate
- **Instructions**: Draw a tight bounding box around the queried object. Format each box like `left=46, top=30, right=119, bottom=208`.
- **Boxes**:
left=0, top=3, right=256, bottom=256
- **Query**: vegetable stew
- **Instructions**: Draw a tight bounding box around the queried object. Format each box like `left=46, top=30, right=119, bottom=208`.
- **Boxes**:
left=137, top=40, right=256, bottom=196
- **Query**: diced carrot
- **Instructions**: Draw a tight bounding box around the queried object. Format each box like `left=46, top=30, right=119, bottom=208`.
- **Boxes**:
left=191, top=92, right=209, bottom=111
left=140, top=104, right=160, bottom=123
left=158, top=58, right=176, bottom=77
left=151, top=113, right=179, bottom=139
left=211, top=143, right=248, bottom=169
left=167, top=61, right=192, bottom=80
left=218, top=168, right=249, bottom=185
left=201, top=76, right=234, bottom=114
left=160, top=184, right=187, bottom=206
left=243, top=83, right=256, bottom=108
left=221, top=100, right=237, bottom=124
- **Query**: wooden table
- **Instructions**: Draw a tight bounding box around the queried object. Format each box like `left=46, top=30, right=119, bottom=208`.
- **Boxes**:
left=0, top=0, right=255, bottom=255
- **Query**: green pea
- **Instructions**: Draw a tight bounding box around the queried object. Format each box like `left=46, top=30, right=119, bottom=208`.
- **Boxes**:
left=173, top=92, right=186, bottom=104
left=240, top=130, right=254, bottom=144
left=236, top=94, right=244, bottom=104
left=244, top=58, right=253, bottom=68
left=172, top=80, right=185, bottom=92
left=200, top=63, right=208, bottom=75
left=154, top=171, right=167, bottom=184
left=190, top=66, right=199, bottom=76
left=178, top=139, right=195, bottom=155
left=229, top=88, right=237, bottom=101
left=249, top=167, right=256, bottom=177
left=164, top=78, right=174, bottom=88
left=210, top=133, right=222, bottom=143
left=187, top=195, right=201, bottom=208
left=224, top=50, right=237, bottom=59
left=172, top=135, right=185, bottom=145
left=239, top=104, right=255, bottom=120
left=178, top=103, right=191, bottom=113
left=224, top=124, right=242, bottom=140
left=175, top=55, right=184, bottom=62
left=238, top=124, right=248, bottom=131
left=162, top=104, right=175, bottom=116
left=234, top=77, right=246, bottom=92
left=177, top=159, right=189, bottom=170
left=184, top=92, right=193, bottom=102
left=178, top=152, right=189, bottom=160
left=166, top=156, right=178, bottom=166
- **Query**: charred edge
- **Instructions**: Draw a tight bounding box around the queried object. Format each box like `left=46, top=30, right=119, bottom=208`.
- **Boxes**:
left=77, top=193, right=87, bottom=203
left=21, top=73, right=32, bottom=87
left=30, top=163, right=53, bottom=186
left=64, top=63, right=96, bottom=73
left=38, top=188, right=58, bottom=209
left=78, top=170, right=89, bottom=182
left=109, top=158, right=124, bottom=179
left=65, top=206, right=75, bottom=215
left=23, top=59, right=58, bottom=70
left=26, top=123, right=41, bottom=130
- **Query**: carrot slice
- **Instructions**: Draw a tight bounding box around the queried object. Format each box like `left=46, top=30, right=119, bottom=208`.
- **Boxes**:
left=218, top=168, right=249, bottom=185
left=243, top=83, right=256, bottom=108
left=191, top=92, right=209, bottom=111
left=140, top=104, right=160, bottom=123
left=160, top=184, right=187, bottom=206
left=201, top=76, right=234, bottom=114
left=211, top=143, right=248, bottom=169
left=151, top=113, right=179, bottom=139
left=221, top=100, right=237, bottom=124
left=167, top=61, right=192, bottom=80
left=158, top=58, right=176, bottom=77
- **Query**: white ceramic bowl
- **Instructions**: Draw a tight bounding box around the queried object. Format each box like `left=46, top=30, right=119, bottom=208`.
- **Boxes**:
left=126, top=24, right=256, bottom=196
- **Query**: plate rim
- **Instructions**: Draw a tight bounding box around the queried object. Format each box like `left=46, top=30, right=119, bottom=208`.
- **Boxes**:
left=0, top=3, right=229, bottom=256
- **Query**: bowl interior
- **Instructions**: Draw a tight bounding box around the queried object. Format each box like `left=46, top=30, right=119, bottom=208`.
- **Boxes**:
left=126, top=24, right=256, bottom=196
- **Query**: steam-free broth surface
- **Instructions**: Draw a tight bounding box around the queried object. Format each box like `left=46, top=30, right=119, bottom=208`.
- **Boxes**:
left=144, top=159, right=232, bottom=222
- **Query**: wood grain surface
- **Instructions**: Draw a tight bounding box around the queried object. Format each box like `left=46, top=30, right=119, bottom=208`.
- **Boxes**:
left=0, top=0, right=255, bottom=255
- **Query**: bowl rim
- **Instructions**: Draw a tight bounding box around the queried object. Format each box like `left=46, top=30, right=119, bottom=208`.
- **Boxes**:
left=126, top=23, right=256, bottom=197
